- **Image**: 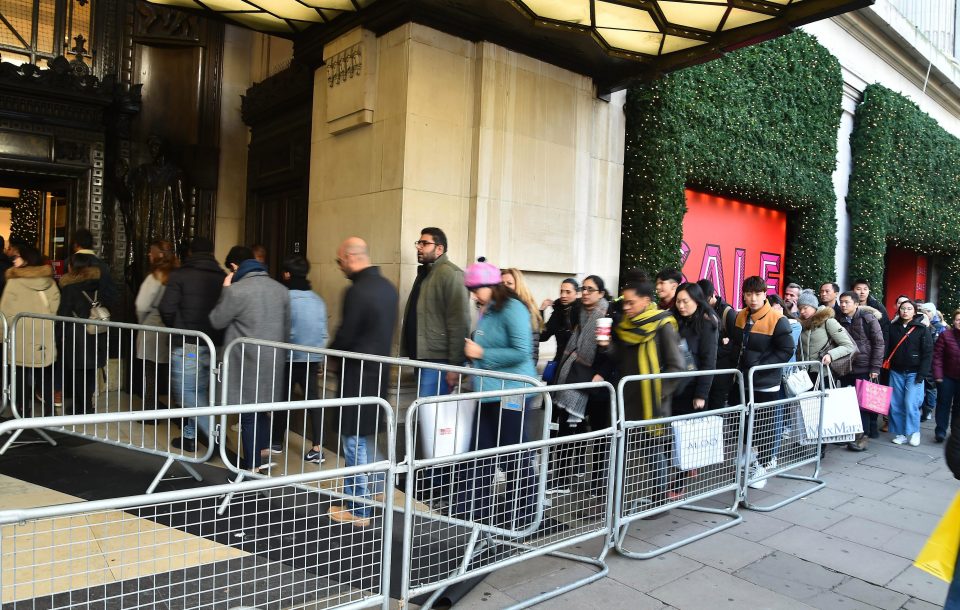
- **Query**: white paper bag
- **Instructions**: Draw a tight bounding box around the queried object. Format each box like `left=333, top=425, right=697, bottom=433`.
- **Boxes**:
left=797, top=386, right=862, bottom=445
left=417, top=396, right=477, bottom=459
left=671, top=415, right=724, bottom=470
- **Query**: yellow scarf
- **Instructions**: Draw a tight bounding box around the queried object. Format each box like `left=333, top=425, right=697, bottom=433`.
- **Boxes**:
left=615, top=303, right=678, bottom=421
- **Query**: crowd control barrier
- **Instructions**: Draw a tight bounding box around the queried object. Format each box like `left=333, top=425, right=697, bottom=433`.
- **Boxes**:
left=215, top=338, right=542, bottom=486
left=1, top=313, right=219, bottom=493
left=0, top=402, right=396, bottom=610
left=400, top=382, right=617, bottom=610
left=741, top=361, right=827, bottom=511
left=615, top=370, right=747, bottom=559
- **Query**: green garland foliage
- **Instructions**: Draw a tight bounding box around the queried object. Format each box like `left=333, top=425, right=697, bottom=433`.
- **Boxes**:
left=847, top=84, right=960, bottom=312
left=621, top=32, right=842, bottom=291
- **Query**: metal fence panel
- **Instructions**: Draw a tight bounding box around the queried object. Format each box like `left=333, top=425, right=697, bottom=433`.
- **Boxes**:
left=215, top=338, right=542, bottom=484
left=400, top=382, right=616, bottom=609
left=741, top=361, right=827, bottom=511
left=2, top=313, right=218, bottom=493
left=614, top=370, right=746, bottom=559
left=0, top=401, right=394, bottom=610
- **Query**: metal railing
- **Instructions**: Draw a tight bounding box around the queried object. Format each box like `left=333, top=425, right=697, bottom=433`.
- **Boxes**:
left=400, top=382, right=617, bottom=610
left=0, top=322, right=848, bottom=608
left=215, top=337, right=542, bottom=484
left=0, top=402, right=396, bottom=610
left=741, top=361, right=827, bottom=511
left=2, top=313, right=219, bottom=493
left=614, top=370, right=747, bottom=559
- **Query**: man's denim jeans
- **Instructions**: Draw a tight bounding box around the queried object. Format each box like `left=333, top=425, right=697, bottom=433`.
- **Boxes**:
left=172, top=345, right=212, bottom=442
left=341, top=433, right=385, bottom=518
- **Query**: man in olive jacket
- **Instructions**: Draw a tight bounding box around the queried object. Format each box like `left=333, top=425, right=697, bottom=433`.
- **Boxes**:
left=401, top=227, right=470, bottom=394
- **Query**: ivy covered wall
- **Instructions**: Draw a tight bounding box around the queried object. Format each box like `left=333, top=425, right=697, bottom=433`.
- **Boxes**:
left=846, top=84, right=960, bottom=312
left=621, top=31, right=842, bottom=290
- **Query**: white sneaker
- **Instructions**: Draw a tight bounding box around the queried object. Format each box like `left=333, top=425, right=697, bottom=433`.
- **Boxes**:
left=892, top=435, right=907, bottom=445
left=748, top=463, right=768, bottom=489
left=909, top=432, right=921, bottom=447
left=767, top=457, right=778, bottom=469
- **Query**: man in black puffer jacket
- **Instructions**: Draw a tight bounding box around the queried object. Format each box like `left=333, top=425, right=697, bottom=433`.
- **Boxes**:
left=727, top=276, right=794, bottom=479
left=159, top=237, right=225, bottom=453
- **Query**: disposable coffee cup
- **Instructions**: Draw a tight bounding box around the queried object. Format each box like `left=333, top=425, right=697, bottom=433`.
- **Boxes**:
left=596, top=317, right=613, bottom=341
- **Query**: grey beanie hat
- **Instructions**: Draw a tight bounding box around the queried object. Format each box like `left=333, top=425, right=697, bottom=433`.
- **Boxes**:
left=798, top=289, right=819, bottom=310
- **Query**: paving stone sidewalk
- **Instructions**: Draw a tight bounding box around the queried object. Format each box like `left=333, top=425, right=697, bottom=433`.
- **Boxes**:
left=457, top=418, right=956, bottom=609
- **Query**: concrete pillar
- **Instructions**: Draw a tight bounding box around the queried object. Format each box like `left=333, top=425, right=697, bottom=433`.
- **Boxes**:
left=307, top=23, right=625, bottom=336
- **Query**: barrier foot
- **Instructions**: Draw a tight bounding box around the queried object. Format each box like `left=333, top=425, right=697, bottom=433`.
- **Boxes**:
left=503, top=550, right=609, bottom=610
left=178, top=460, right=203, bottom=483
left=0, top=428, right=57, bottom=455
left=615, top=504, right=742, bottom=560
left=741, top=472, right=825, bottom=512
left=218, top=471, right=245, bottom=515
left=418, top=528, right=485, bottom=610
left=146, top=456, right=177, bottom=494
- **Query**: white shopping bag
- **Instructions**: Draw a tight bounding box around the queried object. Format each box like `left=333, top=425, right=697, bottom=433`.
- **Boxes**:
left=417, top=395, right=478, bottom=459
left=671, top=415, right=724, bottom=470
left=796, top=386, right=862, bottom=445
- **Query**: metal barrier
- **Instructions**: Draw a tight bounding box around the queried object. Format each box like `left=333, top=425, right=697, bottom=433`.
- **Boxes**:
left=741, top=361, right=827, bottom=511
left=614, top=369, right=747, bottom=559
left=1, top=313, right=218, bottom=493
left=0, top=401, right=395, bottom=610
left=215, top=338, right=542, bottom=486
left=400, top=382, right=616, bottom=610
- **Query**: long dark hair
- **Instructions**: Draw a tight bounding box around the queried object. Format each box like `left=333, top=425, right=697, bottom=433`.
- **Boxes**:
left=767, top=294, right=796, bottom=319
left=673, top=282, right=717, bottom=334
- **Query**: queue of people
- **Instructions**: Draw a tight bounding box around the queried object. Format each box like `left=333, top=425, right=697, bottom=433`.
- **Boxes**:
left=4, top=225, right=958, bottom=537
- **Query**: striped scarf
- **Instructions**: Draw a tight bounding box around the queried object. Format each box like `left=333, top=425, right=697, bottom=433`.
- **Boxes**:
left=615, top=303, right=678, bottom=421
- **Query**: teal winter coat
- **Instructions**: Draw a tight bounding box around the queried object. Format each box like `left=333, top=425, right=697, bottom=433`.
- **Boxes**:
left=471, top=297, right=538, bottom=398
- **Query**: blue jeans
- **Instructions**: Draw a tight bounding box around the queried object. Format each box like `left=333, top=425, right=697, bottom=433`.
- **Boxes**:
left=936, top=377, right=960, bottom=440
left=342, top=434, right=385, bottom=518
left=241, top=411, right=271, bottom=470
left=889, top=371, right=922, bottom=437
left=171, top=345, right=211, bottom=442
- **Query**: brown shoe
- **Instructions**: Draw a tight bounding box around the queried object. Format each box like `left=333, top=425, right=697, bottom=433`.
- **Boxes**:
left=327, top=504, right=371, bottom=527
left=879, top=418, right=888, bottom=433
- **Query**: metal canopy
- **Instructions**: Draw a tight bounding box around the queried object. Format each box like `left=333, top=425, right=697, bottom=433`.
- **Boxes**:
left=146, top=0, right=873, bottom=90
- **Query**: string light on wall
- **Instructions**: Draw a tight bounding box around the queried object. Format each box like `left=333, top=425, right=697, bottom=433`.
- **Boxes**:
left=621, top=32, right=842, bottom=290
left=11, top=190, right=41, bottom=246
left=847, top=84, right=960, bottom=312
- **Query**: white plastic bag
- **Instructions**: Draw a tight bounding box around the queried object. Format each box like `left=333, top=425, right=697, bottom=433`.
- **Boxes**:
left=671, top=415, right=724, bottom=470
left=417, top=395, right=478, bottom=459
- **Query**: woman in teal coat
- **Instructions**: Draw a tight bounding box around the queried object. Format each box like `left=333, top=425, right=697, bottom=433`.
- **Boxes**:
left=453, top=259, right=538, bottom=526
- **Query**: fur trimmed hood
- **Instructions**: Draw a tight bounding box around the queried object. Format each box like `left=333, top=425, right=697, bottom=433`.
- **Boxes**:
left=58, top=265, right=100, bottom=288
left=6, top=265, right=53, bottom=280
left=858, top=305, right=884, bottom=322
left=800, top=306, right=834, bottom=330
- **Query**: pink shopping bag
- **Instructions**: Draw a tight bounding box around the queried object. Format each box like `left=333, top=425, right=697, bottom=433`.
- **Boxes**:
left=855, top=378, right=892, bottom=415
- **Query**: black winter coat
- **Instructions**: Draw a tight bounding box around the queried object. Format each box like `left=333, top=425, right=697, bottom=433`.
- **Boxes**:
left=677, top=312, right=719, bottom=401
left=57, top=267, right=107, bottom=370
left=159, top=253, right=225, bottom=344
left=713, top=299, right=738, bottom=368
left=728, top=303, right=795, bottom=390
left=541, top=299, right=579, bottom=358
left=947, top=419, right=960, bottom=480
left=887, top=315, right=933, bottom=378
left=865, top=295, right=891, bottom=344
left=329, top=266, right=398, bottom=436
left=838, top=307, right=885, bottom=375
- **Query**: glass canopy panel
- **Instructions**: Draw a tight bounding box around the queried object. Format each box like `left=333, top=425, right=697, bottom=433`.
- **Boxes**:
left=593, top=2, right=658, bottom=32
left=522, top=0, right=591, bottom=24
left=228, top=11, right=295, bottom=31
left=661, top=34, right=706, bottom=54
left=201, top=0, right=258, bottom=11
left=299, top=0, right=359, bottom=8
left=597, top=28, right=664, bottom=55
left=722, top=7, right=775, bottom=31
left=249, top=0, right=323, bottom=21
left=657, top=1, right=728, bottom=32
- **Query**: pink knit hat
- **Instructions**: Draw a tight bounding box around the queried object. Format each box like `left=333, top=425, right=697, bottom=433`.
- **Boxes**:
left=464, top=257, right=501, bottom=289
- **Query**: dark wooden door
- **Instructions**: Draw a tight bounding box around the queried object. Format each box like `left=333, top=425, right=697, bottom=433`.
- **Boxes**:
left=250, top=187, right=307, bottom=278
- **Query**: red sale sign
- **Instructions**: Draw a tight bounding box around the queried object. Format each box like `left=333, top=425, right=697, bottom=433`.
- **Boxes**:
left=681, top=190, right=787, bottom=309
